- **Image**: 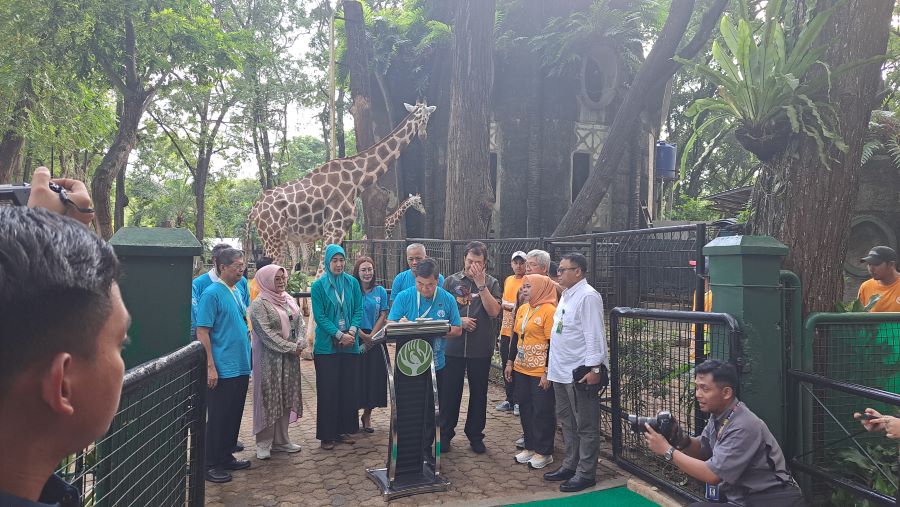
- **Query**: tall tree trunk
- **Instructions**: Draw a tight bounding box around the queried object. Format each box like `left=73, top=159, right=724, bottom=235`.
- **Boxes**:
left=114, top=162, right=127, bottom=231
left=0, top=81, right=34, bottom=184
left=444, top=0, right=496, bottom=239
left=92, top=92, right=149, bottom=239
left=749, top=0, right=892, bottom=313
left=553, top=0, right=728, bottom=236
left=345, top=0, right=392, bottom=239
left=195, top=156, right=210, bottom=241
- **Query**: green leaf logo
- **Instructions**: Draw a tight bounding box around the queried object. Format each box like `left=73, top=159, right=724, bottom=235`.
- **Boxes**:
left=397, top=339, right=433, bottom=377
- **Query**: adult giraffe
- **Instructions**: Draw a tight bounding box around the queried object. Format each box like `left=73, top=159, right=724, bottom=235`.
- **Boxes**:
left=246, top=100, right=436, bottom=268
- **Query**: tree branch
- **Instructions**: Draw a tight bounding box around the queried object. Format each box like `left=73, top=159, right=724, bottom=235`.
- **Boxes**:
left=149, top=109, right=197, bottom=176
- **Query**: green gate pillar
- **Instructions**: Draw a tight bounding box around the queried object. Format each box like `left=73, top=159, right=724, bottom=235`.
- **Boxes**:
left=110, top=227, right=202, bottom=369
left=704, top=235, right=789, bottom=445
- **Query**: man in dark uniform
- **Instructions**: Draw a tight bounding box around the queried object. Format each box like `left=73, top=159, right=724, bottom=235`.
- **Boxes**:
left=644, top=360, right=805, bottom=507
left=441, top=241, right=502, bottom=454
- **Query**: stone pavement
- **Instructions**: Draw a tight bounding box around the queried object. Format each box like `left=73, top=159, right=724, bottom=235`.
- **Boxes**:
left=206, top=352, right=630, bottom=507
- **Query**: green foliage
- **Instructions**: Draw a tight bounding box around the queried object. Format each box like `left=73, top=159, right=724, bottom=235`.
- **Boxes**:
left=496, top=0, right=656, bottom=77
left=861, top=110, right=900, bottom=168
left=835, top=298, right=865, bottom=313
left=677, top=0, right=849, bottom=168
left=826, top=441, right=898, bottom=506
left=669, top=196, right=721, bottom=221
left=286, top=270, right=311, bottom=293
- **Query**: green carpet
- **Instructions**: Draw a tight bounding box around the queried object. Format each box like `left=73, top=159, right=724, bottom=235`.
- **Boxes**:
left=504, top=486, right=659, bottom=506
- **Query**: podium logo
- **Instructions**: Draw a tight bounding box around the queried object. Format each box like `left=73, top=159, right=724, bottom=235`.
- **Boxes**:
left=397, top=339, right=433, bottom=377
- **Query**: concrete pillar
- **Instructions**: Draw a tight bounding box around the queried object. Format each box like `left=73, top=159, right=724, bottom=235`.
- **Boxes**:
left=704, top=235, right=789, bottom=444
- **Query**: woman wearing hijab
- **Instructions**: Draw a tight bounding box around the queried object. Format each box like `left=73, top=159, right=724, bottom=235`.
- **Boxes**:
left=249, top=264, right=305, bottom=460
left=310, top=244, right=364, bottom=449
left=352, top=256, right=389, bottom=433
left=504, top=274, right=558, bottom=470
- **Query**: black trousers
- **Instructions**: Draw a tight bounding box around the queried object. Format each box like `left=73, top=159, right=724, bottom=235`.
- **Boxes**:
left=513, top=371, right=556, bottom=455
left=498, top=335, right=515, bottom=404
left=441, top=356, right=491, bottom=444
left=205, top=375, right=249, bottom=468
left=314, top=353, right=360, bottom=442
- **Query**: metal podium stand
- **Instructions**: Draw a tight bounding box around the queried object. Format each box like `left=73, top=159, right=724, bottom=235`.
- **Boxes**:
left=366, top=320, right=451, bottom=500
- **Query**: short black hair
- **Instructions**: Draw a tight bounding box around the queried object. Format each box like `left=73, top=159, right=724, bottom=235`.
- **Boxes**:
left=255, top=256, right=274, bottom=270
left=560, top=252, right=588, bottom=274
left=0, top=207, right=121, bottom=392
left=415, top=258, right=440, bottom=280
left=463, top=241, right=488, bottom=260
left=216, top=248, right=244, bottom=272
left=211, top=243, right=231, bottom=262
left=695, top=359, right=738, bottom=390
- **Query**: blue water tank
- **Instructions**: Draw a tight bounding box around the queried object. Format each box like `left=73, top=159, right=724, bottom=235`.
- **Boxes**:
left=655, top=141, right=677, bottom=180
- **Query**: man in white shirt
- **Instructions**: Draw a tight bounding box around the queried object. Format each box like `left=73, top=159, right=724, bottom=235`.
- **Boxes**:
left=543, top=252, right=608, bottom=493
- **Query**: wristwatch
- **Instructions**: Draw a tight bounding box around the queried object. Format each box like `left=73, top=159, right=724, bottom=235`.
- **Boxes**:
left=591, top=366, right=601, bottom=374
left=664, top=446, right=675, bottom=462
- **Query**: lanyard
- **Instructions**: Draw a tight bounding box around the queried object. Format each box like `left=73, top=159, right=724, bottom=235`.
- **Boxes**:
left=333, top=286, right=345, bottom=306
left=520, top=305, right=539, bottom=336
left=217, top=280, right=246, bottom=317
left=715, top=402, right=740, bottom=440
left=416, top=292, right=435, bottom=319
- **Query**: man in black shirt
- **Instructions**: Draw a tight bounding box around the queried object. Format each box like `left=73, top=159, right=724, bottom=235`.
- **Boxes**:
left=442, top=241, right=502, bottom=453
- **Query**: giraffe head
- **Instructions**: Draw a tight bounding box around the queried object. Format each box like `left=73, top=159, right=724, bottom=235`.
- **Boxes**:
left=403, top=100, right=437, bottom=141
left=407, top=193, right=426, bottom=215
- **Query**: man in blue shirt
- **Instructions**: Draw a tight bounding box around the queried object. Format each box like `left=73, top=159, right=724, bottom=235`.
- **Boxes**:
left=192, top=243, right=250, bottom=339
left=390, top=243, right=445, bottom=302
left=196, top=248, right=252, bottom=483
left=388, top=258, right=462, bottom=457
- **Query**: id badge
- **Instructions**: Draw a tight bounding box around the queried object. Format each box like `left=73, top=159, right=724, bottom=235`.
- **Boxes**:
left=338, top=318, right=347, bottom=332
left=517, top=346, right=525, bottom=361
left=705, top=483, right=720, bottom=502
left=555, top=320, right=563, bottom=334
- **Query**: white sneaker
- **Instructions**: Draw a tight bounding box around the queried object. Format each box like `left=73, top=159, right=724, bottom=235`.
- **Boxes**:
left=515, top=449, right=535, bottom=464
left=495, top=401, right=512, bottom=411
left=513, top=404, right=520, bottom=416
left=256, top=447, right=271, bottom=460
left=528, top=453, right=554, bottom=469
left=515, top=436, right=525, bottom=449
left=272, top=443, right=302, bottom=453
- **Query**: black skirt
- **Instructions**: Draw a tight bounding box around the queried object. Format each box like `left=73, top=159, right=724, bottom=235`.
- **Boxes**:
left=359, top=340, right=388, bottom=409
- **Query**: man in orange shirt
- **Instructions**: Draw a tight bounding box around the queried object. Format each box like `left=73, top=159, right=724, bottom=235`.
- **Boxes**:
left=496, top=251, right=527, bottom=413
left=858, top=246, right=900, bottom=312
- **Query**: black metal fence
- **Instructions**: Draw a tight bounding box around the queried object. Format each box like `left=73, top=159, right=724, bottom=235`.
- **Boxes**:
left=56, top=341, right=207, bottom=506
left=788, top=312, right=900, bottom=506
left=344, top=223, right=717, bottom=312
left=609, top=307, right=742, bottom=502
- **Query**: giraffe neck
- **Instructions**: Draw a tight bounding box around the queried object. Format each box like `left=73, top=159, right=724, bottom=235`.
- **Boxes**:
left=388, top=199, right=414, bottom=223
left=353, top=111, right=417, bottom=188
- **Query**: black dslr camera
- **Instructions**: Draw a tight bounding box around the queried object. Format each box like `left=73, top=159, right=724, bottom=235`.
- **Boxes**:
left=628, top=410, right=675, bottom=438
left=0, top=183, right=37, bottom=207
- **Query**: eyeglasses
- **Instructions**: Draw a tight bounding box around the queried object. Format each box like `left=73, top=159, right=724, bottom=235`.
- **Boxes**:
left=557, top=267, right=579, bottom=274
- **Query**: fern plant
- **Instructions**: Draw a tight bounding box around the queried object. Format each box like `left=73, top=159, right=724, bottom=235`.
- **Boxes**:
left=677, top=0, right=848, bottom=167
left=861, top=110, right=900, bottom=167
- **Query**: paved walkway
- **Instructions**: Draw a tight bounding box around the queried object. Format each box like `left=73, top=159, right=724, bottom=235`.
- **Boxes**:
left=206, top=351, right=629, bottom=506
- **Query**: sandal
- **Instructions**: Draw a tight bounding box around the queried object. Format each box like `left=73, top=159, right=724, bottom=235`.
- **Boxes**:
left=320, top=440, right=335, bottom=450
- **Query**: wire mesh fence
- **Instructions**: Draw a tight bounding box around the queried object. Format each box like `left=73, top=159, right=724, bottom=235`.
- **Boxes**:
left=56, top=342, right=206, bottom=507
left=609, top=308, right=742, bottom=502
left=790, top=312, right=900, bottom=505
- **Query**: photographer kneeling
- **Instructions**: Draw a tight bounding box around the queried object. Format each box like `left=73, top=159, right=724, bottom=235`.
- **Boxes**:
left=642, top=360, right=804, bottom=507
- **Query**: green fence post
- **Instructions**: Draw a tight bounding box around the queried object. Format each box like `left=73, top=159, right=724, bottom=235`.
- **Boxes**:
left=110, top=227, right=202, bottom=369
left=704, top=235, right=789, bottom=445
